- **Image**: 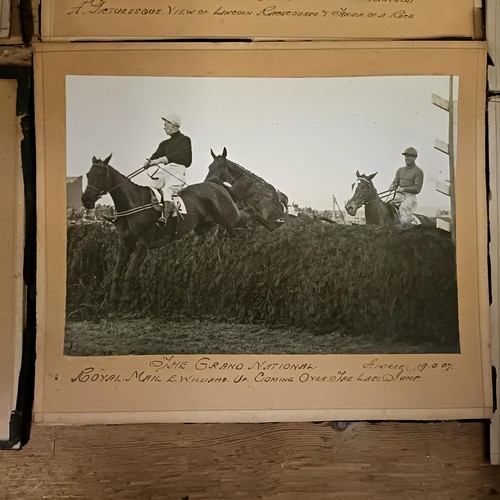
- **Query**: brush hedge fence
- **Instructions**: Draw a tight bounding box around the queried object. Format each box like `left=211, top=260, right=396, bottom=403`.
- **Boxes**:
left=66, top=219, right=459, bottom=345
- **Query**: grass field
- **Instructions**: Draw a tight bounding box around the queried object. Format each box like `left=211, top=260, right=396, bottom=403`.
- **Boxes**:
left=64, top=318, right=455, bottom=356
left=65, top=219, right=460, bottom=356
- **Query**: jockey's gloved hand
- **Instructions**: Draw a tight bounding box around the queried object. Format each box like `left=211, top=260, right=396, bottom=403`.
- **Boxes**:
left=143, top=159, right=150, bottom=169
left=144, top=156, right=169, bottom=168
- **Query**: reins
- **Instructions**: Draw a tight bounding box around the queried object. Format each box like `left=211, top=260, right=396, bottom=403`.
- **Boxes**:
left=110, top=166, right=146, bottom=193
left=87, top=163, right=163, bottom=220
left=378, top=189, right=397, bottom=202
left=356, top=178, right=396, bottom=205
left=146, top=160, right=188, bottom=187
left=112, top=203, right=161, bottom=219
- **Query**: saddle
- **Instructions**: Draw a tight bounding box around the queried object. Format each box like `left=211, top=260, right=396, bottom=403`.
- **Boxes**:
left=149, top=188, right=187, bottom=216
left=149, top=188, right=163, bottom=212
left=386, top=201, right=400, bottom=217
left=386, top=200, right=421, bottom=225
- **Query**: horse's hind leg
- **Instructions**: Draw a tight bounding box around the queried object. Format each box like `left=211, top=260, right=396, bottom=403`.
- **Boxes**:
left=109, top=242, right=133, bottom=316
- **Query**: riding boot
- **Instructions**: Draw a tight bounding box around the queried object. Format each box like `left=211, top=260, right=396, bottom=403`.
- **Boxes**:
left=156, top=200, right=175, bottom=227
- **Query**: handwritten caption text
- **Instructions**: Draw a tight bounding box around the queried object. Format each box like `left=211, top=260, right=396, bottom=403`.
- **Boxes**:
left=68, top=356, right=454, bottom=386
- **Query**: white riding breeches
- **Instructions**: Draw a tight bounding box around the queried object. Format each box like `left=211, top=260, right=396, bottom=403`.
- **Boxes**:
left=392, top=192, right=419, bottom=225
left=149, top=162, right=186, bottom=202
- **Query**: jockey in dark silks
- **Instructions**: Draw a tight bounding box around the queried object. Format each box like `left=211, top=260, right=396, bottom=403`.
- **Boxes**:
left=143, top=113, right=192, bottom=226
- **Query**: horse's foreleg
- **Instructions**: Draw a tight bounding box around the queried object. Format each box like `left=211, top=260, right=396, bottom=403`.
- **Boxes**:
left=109, top=243, right=133, bottom=315
left=238, top=206, right=274, bottom=232
left=122, top=243, right=148, bottom=313
left=258, top=200, right=286, bottom=230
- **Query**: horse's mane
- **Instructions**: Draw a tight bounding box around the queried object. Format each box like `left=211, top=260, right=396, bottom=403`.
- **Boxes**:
left=96, top=160, right=151, bottom=193
left=209, top=152, right=286, bottom=206
left=224, top=157, right=270, bottom=187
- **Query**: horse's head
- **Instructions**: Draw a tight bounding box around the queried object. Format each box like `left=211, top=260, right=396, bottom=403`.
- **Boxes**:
left=205, top=147, right=237, bottom=186
left=81, top=154, right=113, bottom=209
left=345, top=171, right=377, bottom=216
left=205, top=148, right=288, bottom=230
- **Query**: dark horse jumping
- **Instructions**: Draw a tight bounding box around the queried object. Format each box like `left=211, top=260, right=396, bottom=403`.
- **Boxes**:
left=81, top=154, right=275, bottom=314
left=345, top=171, right=433, bottom=227
left=204, top=148, right=288, bottom=231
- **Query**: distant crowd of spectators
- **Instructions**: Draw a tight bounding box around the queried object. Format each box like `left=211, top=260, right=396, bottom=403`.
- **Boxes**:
left=67, top=205, right=114, bottom=223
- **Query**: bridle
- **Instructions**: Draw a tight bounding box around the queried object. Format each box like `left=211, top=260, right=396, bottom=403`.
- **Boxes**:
left=354, top=177, right=378, bottom=206
left=355, top=177, right=396, bottom=206
left=212, top=157, right=237, bottom=185
left=85, top=162, right=111, bottom=201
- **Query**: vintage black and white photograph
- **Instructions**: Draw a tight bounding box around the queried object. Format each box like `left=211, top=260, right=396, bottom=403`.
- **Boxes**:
left=64, top=74, right=460, bottom=356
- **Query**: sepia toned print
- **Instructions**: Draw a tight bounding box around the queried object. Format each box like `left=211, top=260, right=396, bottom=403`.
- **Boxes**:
left=65, top=74, right=460, bottom=356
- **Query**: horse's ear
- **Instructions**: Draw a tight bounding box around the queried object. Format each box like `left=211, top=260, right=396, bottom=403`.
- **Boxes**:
left=355, top=170, right=361, bottom=178
left=368, top=172, right=378, bottom=180
left=103, top=153, right=113, bottom=165
left=222, top=147, right=227, bottom=158
left=211, top=149, right=216, bottom=160
left=92, top=156, right=97, bottom=163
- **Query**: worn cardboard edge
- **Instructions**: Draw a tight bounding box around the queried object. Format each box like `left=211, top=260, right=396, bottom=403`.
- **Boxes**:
left=32, top=48, right=47, bottom=425
left=475, top=47, right=493, bottom=423
left=487, top=0, right=499, bottom=92
left=0, top=66, right=31, bottom=447
left=0, top=411, right=22, bottom=450
left=33, top=407, right=492, bottom=425
left=488, top=96, right=500, bottom=465
left=33, top=39, right=488, bottom=53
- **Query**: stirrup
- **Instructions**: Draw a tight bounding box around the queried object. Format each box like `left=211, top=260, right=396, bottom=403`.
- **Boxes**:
left=156, top=216, right=167, bottom=227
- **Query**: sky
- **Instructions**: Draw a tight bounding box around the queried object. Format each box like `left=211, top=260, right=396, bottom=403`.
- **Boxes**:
left=66, top=75, right=458, bottom=215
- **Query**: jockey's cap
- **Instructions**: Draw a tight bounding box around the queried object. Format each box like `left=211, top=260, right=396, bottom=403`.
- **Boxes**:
left=402, top=146, right=418, bottom=157
left=162, top=113, right=181, bottom=127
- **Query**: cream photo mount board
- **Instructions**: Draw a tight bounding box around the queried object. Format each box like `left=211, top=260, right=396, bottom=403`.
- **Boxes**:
left=34, top=41, right=491, bottom=425
left=0, top=77, right=25, bottom=442
left=40, top=0, right=482, bottom=42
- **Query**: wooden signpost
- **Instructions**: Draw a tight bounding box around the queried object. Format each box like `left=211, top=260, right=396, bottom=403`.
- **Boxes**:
left=432, top=76, right=457, bottom=243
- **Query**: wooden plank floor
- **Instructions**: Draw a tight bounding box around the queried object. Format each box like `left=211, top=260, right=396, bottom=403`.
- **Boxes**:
left=1, top=421, right=499, bottom=499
